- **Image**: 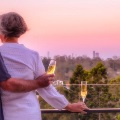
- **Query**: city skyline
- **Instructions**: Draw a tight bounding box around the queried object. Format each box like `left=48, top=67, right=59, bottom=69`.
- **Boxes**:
left=0, top=0, right=120, bottom=59
left=41, top=51, right=120, bottom=60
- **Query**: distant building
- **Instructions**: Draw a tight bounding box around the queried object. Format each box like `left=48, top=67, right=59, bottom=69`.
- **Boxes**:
left=93, top=51, right=96, bottom=58
left=96, top=52, right=99, bottom=58
left=52, top=80, right=63, bottom=87
left=93, top=51, right=100, bottom=58
left=47, top=51, right=50, bottom=59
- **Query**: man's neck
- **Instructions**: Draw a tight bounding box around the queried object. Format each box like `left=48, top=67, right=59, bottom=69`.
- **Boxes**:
left=3, top=37, right=18, bottom=43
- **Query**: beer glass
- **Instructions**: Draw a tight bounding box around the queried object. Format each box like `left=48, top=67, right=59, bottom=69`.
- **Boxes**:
left=81, top=81, right=87, bottom=102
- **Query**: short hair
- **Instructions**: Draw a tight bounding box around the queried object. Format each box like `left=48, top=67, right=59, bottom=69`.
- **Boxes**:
left=0, top=12, right=28, bottom=38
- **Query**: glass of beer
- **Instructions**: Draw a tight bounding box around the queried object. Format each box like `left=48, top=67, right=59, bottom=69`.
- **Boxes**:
left=47, top=59, right=56, bottom=74
left=81, top=81, right=87, bottom=102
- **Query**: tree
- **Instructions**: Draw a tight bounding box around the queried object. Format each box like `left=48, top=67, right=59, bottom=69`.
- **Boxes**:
left=90, top=62, right=107, bottom=83
left=64, top=63, right=118, bottom=120
left=42, top=57, right=51, bottom=71
left=86, top=62, right=118, bottom=120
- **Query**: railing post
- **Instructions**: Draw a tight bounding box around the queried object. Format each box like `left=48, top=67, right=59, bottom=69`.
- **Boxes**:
left=98, top=113, right=101, bottom=120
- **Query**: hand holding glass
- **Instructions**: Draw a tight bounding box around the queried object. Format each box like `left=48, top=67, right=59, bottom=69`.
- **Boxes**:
left=81, top=81, right=87, bottom=102
left=47, top=59, right=56, bottom=85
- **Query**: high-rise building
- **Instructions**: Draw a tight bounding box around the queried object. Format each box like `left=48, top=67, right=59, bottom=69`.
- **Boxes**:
left=93, top=51, right=96, bottom=58
left=93, top=51, right=100, bottom=58
left=95, top=52, right=99, bottom=58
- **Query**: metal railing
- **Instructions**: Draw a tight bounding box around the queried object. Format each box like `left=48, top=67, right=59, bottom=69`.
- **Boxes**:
left=40, top=84, right=120, bottom=119
left=41, top=108, right=120, bottom=114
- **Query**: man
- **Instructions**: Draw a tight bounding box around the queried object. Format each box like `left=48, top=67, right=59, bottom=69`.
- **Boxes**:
left=0, top=12, right=89, bottom=120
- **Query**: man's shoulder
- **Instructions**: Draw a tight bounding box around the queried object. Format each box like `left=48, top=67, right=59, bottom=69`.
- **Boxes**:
left=22, top=47, right=41, bottom=60
left=23, top=47, right=39, bottom=56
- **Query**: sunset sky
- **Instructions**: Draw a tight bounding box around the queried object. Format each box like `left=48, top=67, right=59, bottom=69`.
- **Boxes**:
left=0, top=0, right=120, bottom=59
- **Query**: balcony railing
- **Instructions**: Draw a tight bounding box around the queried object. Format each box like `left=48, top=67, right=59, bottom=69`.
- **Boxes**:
left=41, top=108, right=120, bottom=114
left=39, top=84, right=120, bottom=120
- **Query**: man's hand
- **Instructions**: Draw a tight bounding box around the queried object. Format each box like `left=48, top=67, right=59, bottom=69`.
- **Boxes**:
left=36, top=74, right=55, bottom=88
left=65, top=102, right=89, bottom=114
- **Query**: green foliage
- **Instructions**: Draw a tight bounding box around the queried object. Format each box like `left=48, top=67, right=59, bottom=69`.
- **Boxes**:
left=116, top=114, right=120, bottom=120
left=90, top=62, right=107, bottom=83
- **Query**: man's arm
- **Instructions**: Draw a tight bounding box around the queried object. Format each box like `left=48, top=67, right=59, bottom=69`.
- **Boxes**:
left=0, top=74, right=54, bottom=92
left=37, top=83, right=89, bottom=114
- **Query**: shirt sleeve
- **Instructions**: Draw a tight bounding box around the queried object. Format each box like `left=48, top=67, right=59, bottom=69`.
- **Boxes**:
left=37, top=85, right=69, bottom=110
left=0, top=53, right=11, bottom=82
left=34, top=53, right=69, bottom=110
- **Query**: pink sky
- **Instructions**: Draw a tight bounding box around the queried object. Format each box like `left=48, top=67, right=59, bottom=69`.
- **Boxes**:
left=0, top=0, right=120, bottom=59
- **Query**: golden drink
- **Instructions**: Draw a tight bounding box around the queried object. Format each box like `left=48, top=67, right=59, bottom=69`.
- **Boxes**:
left=81, top=85, right=87, bottom=97
left=80, top=81, right=87, bottom=102
left=47, top=65, right=56, bottom=74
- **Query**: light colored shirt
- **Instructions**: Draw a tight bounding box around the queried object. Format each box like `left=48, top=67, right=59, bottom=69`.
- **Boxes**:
left=0, top=43, right=69, bottom=120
